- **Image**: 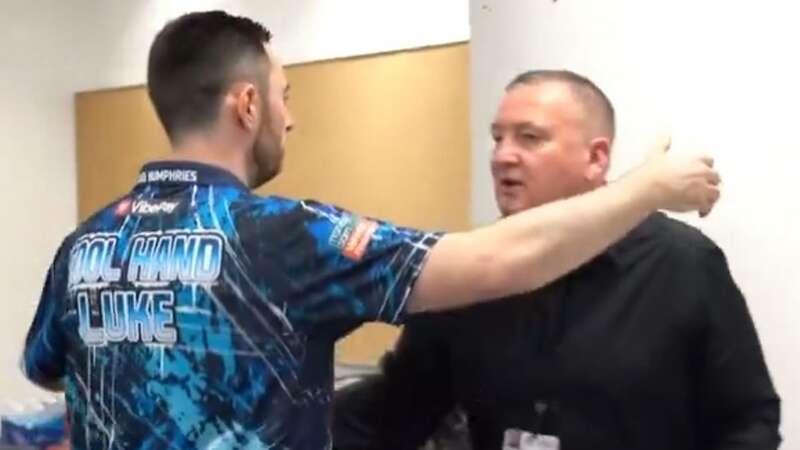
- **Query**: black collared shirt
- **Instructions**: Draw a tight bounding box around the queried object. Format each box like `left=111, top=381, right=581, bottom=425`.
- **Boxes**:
left=333, top=213, right=781, bottom=450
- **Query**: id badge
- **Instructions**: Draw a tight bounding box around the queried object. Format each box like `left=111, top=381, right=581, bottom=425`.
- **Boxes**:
left=503, top=428, right=560, bottom=450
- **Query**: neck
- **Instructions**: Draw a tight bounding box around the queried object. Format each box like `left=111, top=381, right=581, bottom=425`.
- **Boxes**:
left=164, top=134, right=252, bottom=187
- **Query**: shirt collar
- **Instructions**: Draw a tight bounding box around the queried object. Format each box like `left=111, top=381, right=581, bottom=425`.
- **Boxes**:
left=135, top=160, right=249, bottom=191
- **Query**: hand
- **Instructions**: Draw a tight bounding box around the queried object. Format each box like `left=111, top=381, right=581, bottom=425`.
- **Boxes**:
left=632, top=136, right=721, bottom=217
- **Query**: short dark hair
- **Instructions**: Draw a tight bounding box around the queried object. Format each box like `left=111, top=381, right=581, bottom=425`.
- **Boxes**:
left=507, top=70, right=616, bottom=141
left=147, top=11, right=272, bottom=141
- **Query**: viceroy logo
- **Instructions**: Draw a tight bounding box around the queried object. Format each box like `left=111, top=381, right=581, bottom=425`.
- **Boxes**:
left=131, top=199, right=181, bottom=215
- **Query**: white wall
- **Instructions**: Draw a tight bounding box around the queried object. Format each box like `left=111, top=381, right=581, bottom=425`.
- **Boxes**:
left=0, top=0, right=82, bottom=410
left=0, top=0, right=468, bottom=409
left=471, top=0, right=799, bottom=446
left=67, top=0, right=470, bottom=91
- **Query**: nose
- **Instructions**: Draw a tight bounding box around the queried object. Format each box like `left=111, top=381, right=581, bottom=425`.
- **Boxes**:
left=491, top=139, right=521, bottom=166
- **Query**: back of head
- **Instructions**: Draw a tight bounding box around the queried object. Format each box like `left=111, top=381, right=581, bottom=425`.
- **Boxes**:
left=506, top=70, right=616, bottom=142
left=147, top=10, right=272, bottom=143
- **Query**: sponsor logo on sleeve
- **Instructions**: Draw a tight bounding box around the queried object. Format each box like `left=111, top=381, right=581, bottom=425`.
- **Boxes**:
left=329, top=215, right=378, bottom=261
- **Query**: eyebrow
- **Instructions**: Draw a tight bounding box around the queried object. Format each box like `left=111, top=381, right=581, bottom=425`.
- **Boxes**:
left=516, top=123, right=547, bottom=134
left=491, top=121, right=547, bottom=134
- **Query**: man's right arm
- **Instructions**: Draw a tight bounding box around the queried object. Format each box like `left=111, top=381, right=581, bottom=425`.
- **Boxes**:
left=22, top=240, right=70, bottom=392
left=408, top=148, right=720, bottom=313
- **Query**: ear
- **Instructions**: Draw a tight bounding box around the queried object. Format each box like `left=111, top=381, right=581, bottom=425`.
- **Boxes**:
left=585, top=137, right=611, bottom=182
left=233, top=83, right=260, bottom=131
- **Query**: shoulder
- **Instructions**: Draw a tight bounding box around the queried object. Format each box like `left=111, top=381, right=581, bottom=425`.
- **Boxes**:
left=651, top=214, right=727, bottom=268
left=74, top=194, right=135, bottom=235
left=615, top=212, right=723, bottom=265
left=234, top=194, right=346, bottom=222
left=228, top=196, right=364, bottom=260
left=651, top=214, right=717, bottom=250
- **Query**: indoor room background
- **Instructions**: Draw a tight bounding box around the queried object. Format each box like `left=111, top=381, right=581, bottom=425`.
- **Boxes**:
left=1, top=0, right=797, bottom=447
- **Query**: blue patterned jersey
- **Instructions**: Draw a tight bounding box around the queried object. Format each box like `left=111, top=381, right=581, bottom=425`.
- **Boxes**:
left=23, top=161, right=441, bottom=450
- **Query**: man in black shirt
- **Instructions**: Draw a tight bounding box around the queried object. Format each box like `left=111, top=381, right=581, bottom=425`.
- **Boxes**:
left=332, top=70, right=780, bottom=450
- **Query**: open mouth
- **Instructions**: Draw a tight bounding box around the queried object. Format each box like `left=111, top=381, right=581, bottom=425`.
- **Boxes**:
left=499, top=178, right=524, bottom=189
